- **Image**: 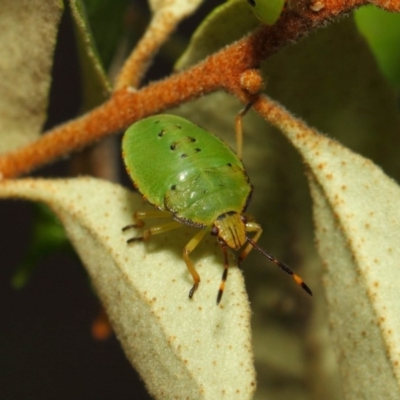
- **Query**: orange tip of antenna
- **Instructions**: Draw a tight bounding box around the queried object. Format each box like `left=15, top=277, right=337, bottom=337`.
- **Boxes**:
left=293, top=274, right=313, bottom=296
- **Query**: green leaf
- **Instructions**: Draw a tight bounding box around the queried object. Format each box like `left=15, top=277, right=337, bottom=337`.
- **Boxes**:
left=82, top=0, right=131, bottom=70
left=69, top=0, right=112, bottom=109
left=11, top=203, right=73, bottom=289
left=248, top=0, right=285, bottom=25
left=176, top=0, right=259, bottom=70
left=355, top=5, right=400, bottom=88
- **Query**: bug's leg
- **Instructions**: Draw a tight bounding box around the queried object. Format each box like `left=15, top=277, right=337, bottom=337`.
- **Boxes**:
left=235, top=102, right=253, bottom=160
left=125, top=220, right=182, bottom=243
left=123, top=210, right=181, bottom=242
left=122, top=210, right=172, bottom=231
left=238, top=221, right=263, bottom=262
left=216, top=241, right=229, bottom=305
left=182, top=229, right=208, bottom=299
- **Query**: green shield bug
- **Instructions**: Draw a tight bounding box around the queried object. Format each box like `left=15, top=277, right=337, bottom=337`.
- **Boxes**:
left=122, top=113, right=312, bottom=304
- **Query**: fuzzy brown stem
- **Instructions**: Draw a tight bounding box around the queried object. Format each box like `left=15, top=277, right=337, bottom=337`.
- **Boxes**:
left=0, top=1, right=384, bottom=179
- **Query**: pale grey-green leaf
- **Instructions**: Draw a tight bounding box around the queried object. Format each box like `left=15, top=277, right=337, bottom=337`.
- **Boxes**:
left=171, top=15, right=400, bottom=400
left=287, top=125, right=400, bottom=399
left=0, top=177, right=256, bottom=400
left=149, top=0, right=205, bottom=18
left=0, top=0, right=63, bottom=154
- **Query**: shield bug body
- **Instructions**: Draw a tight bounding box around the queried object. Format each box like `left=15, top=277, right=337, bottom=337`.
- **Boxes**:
left=122, top=114, right=311, bottom=303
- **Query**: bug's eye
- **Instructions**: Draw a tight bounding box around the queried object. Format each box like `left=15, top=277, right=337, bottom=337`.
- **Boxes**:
left=211, top=226, right=219, bottom=236
left=241, top=215, right=247, bottom=224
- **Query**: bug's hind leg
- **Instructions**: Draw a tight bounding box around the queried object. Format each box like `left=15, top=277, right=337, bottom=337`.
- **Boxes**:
left=182, top=229, right=208, bottom=300
left=123, top=210, right=180, bottom=242
left=235, top=102, right=253, bottom=160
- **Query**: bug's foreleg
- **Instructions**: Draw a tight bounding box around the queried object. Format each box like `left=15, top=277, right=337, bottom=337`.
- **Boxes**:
left=238, top=221, right=263, bottom=262
left=216, top=242, right=229, bottom=305
left=182, top=229, right=208, bottom=300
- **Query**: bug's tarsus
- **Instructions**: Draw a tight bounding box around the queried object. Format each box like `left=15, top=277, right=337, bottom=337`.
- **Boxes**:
left=122, top=224, right=138, bottom=232
left=242, top=102, right=254, bottom=115
left=189, top=283, right=199, bottom=299
left=123, top=222, right=146, bottom=244
left=216, top=268, right=227, bottom=305
left=127, top=236, right=144, bottom=244
left=247, top=237, right=312, bottom=296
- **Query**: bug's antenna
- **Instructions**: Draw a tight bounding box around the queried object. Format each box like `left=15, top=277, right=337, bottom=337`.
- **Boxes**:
left=247, top=237, right=312, bottom=296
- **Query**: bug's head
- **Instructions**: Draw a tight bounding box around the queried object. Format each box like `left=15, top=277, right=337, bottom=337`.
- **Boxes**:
left=213, top=213, right=312, bottom=305
left=212, top=212, right=246, bottom=250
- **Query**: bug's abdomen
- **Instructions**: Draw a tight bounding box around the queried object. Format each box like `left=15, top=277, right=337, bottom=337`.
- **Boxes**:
left=122, top=115, right=252, bottom=225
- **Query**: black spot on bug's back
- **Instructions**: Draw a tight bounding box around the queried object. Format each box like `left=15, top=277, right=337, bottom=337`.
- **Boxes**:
left=176, top=124, right=182, bottom=129
left=171, top=184, right=177, bottom=190
left=158, top=130, right=166, bottom=137
left=247, top=0, right=256, bottom=6
left=169, top=136, right=201, bottom=158
left=227, top=163, right=232, bottom=167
